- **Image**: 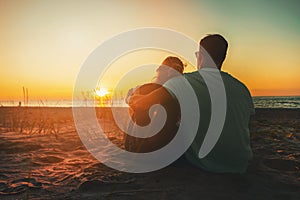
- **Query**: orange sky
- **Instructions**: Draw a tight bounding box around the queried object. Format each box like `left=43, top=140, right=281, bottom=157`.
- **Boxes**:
left=1, top=0, right=300, bottom=101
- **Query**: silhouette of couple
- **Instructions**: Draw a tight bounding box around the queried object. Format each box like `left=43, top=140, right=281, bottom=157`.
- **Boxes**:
left=126, top=34, right=254, bottom=173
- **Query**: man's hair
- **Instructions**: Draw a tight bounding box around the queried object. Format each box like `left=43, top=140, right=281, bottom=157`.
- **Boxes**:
left=200, top=34, right=228, bottom=68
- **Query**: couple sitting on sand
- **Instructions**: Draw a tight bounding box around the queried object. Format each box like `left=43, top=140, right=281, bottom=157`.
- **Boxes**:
left=125, top=34, right=255, bottom=173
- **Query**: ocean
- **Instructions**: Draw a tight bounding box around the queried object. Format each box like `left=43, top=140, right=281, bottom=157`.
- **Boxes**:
left=1, top=96, right=300, bottom=108
left=253, top=96, right=300, bottom=108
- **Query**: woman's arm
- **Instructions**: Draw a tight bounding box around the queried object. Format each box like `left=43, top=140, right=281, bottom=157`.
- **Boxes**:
left=129, top=86, right=173, bottom=111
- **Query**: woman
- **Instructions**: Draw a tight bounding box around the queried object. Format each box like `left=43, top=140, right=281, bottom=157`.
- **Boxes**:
left=125, top=56, right=184, bottom=152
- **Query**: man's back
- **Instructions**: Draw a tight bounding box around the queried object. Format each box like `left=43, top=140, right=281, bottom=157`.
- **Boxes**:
left=183, top=69, right=254, bottom=173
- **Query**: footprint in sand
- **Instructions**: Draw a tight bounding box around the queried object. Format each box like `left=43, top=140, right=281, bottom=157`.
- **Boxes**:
left=35, top=155, right=64, bottom=164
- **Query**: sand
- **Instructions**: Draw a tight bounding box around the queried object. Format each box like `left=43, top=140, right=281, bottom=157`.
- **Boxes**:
left=0, top=107, right=299, bottom=199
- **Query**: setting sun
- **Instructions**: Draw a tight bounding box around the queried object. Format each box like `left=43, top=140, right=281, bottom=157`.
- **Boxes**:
left=95, top=87, right=109, bottom=97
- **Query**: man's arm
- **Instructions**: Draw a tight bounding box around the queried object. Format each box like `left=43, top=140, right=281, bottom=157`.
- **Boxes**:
left=128, top=86, right=173, bottom=111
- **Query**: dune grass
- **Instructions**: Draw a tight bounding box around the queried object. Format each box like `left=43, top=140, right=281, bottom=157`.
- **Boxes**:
left=0, top=107, right=67, bottom=136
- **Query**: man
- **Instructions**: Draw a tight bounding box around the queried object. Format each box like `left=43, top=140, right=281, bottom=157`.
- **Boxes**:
left=129, top=34, right=254, bottom=173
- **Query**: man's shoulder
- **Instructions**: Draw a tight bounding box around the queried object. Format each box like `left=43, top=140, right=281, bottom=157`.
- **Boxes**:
left=183, top=71, right=208, bottom=85
left=221, top=71, right=249, bottom=89
left=184, top=71, right=200, bottom=77
left=221, top=71, right=253, bottom=107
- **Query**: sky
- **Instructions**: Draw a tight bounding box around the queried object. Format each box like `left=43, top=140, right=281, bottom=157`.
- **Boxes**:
left=0, top=0, right=300, bottom=102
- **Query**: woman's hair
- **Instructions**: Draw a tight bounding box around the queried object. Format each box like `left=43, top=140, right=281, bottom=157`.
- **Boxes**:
left=152, top=56, right=184, bottom=84
left=161, top=56, right=184, bottom=74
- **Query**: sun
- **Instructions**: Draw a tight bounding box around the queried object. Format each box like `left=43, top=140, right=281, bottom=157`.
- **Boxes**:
left=95, top=87, right=109, bottom=97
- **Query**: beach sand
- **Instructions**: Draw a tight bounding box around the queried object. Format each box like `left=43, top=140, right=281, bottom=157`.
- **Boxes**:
left=0, top=107, right=299, bottom=199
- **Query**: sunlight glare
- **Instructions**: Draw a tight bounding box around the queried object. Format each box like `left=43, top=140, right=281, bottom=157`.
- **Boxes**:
left=96, top=87, right=109, bottom=97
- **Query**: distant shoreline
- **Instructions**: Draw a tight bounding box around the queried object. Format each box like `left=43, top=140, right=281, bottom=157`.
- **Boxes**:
left=0, top=106, right=300, bottom=111
left=1, top=95, right=300, bottom=109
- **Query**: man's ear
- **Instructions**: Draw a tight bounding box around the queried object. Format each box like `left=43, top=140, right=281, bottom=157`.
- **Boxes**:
left=197, top=53, right=202, bottom=69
